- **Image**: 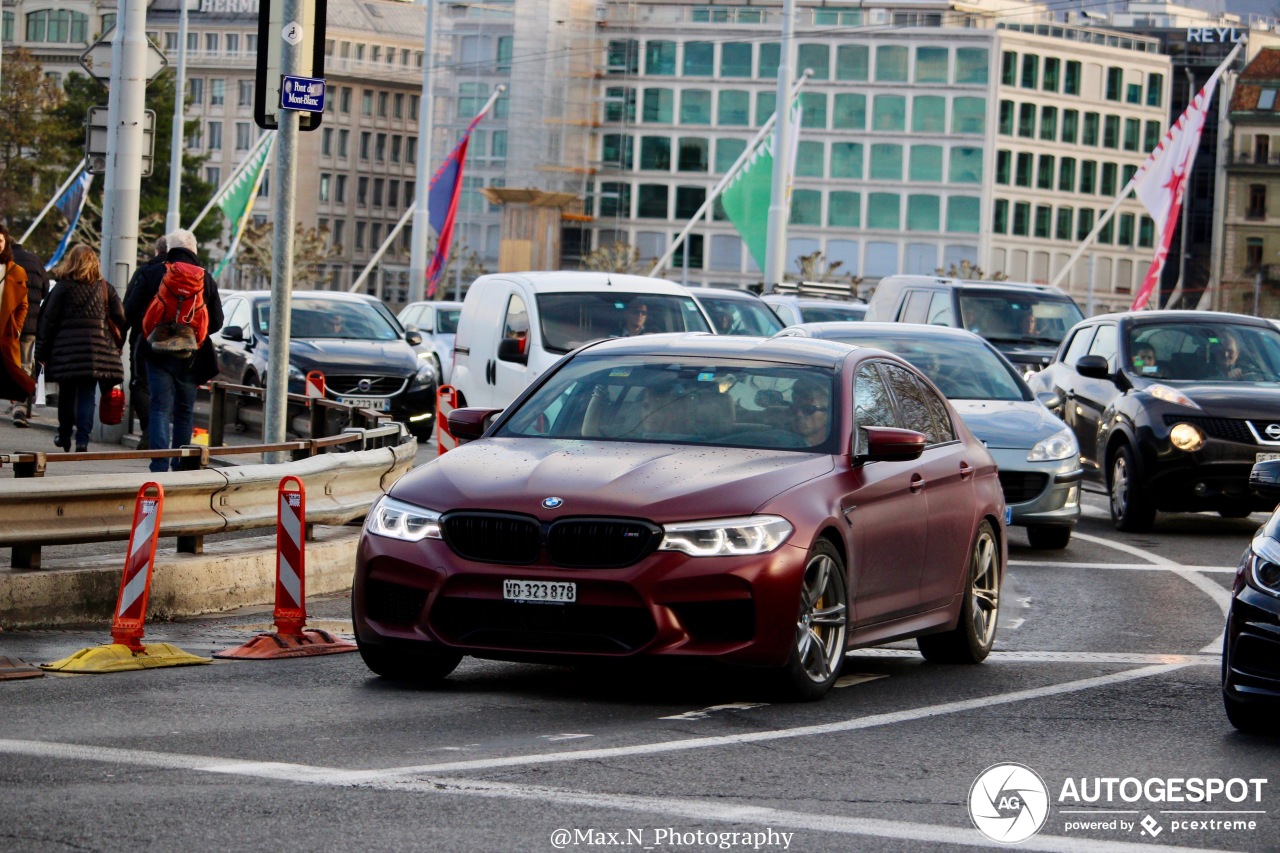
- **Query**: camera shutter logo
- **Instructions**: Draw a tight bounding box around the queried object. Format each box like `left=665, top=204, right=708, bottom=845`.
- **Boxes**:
left=969, top=763, right=1050, bottom=843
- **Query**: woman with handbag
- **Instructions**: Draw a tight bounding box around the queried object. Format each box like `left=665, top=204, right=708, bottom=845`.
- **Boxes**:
left=36, top=245, right=126, bottom=452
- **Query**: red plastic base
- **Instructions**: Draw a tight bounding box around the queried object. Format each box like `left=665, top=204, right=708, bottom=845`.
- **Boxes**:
left=212, top=629, right=358, bottom=660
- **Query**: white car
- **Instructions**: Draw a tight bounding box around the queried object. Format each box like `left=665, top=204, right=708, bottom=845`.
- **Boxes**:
left=397, top=300, right=462, bottom=385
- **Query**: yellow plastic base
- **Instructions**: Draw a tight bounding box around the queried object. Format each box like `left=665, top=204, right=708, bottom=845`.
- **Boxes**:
left=40, top=642, right=212, bottom=673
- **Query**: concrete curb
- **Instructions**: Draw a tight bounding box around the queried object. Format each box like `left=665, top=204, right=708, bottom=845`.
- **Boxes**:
left=0, top=526, right=358, bottom=630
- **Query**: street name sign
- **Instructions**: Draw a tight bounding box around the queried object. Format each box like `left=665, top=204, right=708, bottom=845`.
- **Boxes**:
left=280, top=75, right=326, bottom=113
left=254, top=0, right=327, bottom=131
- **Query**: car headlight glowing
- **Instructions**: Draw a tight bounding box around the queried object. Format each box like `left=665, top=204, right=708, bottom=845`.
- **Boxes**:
left=1027, top=428, right=1078, bottom=462
left=658, top=515, right=793, bottom=556
left=1248, top=536, right=1280, bottom=596
left=365, top=496, right=442, bottom=541
left=1169, top=422, right=1206, bottom=452
left=1147, top=383, right=1201, bottom=409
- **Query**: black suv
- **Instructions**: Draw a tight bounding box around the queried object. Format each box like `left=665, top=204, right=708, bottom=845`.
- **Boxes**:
left=865, top=275, right=1084, bottom=378
left=1028, top=310, right=1280, bottom=530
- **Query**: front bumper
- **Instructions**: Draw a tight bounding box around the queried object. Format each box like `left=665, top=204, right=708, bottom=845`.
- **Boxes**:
left=1137, top=427, right=1276, bottom=512
left=986, top=448, right=1081, bottom=528
left=1223, top=583, right=1280, bottom=705
left=352, top=531, right=808, bottom=667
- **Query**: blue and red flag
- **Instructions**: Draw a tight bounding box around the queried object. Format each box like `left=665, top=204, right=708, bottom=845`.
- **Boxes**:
left=424, top=112, right=487, bottom=297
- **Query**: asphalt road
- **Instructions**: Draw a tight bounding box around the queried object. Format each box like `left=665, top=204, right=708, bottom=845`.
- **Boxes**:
left=1, top=489, right=1277, bottom=853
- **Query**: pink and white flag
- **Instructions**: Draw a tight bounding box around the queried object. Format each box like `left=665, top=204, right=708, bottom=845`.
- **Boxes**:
left=1129, top=42, right=1243, bottom=310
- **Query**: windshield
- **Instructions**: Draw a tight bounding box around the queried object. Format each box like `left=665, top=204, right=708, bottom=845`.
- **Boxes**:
left=800, top=303, right=866, bottom=324
left=1126, top=322, right=1280, bottom=383
left=497, top=355, right=838, bottom=452
left=821, top=332, right=1028, bottom=401
left=959, top=292, right=1083, bottom=345
left=253, top=298, right=402, bottom=341
left=437, top=309, right=461, bottom=334
left=535, top=293, right=710, bottom=353
left=700, top=295, right=785, bottom=336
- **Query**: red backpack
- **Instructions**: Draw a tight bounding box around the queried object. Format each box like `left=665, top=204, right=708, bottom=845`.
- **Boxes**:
left=142, top=262, right=209, bottom=356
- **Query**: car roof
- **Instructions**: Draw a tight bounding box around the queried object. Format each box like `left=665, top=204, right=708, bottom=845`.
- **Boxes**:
left=233, top=290, right=383, bottom=304
left=402, top=300, right=463, bottom=309
left=1080, top=309, right=1276, bottom=328
left=880, top=275, right=1068, bottom=296
left=763, top=295, right=867, bottom=308
left=579, top=332, right=859, bottom=367
left=474, top=271, right=694, bottom=294
left=690, top=288, right=768, bottom=302
left=782, top=321, right=985, bottom=343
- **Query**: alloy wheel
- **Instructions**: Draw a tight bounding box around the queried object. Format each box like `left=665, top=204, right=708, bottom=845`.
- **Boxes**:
left=969, top=526, right=1000, bottom=650
left=794, top=551, right=848, bottom=683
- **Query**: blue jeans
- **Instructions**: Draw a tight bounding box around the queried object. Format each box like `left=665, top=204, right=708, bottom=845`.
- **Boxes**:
left=146, top=357, right=198, bottom=472
left=56, top=380, right=98, bottom=449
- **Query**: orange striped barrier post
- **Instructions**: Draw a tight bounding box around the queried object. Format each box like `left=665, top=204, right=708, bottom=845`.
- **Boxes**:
left=42, top=483, right=211, bottom=673
left=214, top=476, right=356, bottom=659
left=436, top=384, right=458, bottom=455
left=305, top=370, right=326, bottom=398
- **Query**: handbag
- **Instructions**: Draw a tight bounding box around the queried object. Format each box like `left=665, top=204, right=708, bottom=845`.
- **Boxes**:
left=101, top=280, right=124, bottom=349
left=99, top=384, right=125, bottom=426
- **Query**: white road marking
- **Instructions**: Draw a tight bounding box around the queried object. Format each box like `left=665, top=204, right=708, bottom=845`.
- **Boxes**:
left=1005, top=617, right=1025, bottom=630
left=848, top=649, right=1217, bottom=665
left=1010, top=561, right=1235, bottom=574
left=538, top=734, right=593, bottom=742
left=659, top=702, right=768, bottom=720
left=834, top=673, right=886, bottom=688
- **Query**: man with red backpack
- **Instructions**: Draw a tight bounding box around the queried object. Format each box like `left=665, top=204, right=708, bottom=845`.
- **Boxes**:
left=123, top=228, right=224, bottom=472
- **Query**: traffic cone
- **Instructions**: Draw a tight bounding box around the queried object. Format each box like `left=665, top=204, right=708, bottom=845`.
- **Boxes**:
left=41, top=483, right=211, bottom=673
left=214, top=476, right=357, bottom=659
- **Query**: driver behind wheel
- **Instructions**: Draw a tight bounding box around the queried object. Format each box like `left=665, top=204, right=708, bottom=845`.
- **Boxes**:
left=790, top=378, right=831, bottom=446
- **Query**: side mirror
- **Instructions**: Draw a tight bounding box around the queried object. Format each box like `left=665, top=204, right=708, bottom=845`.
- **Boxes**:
left=406, top=330, right=423, bottom=346
left=1035, top=390, right=1062, bottom=411
left=855, top=426, right=927, bottom=463
left=497, top=336, right=528, bottom=365
left=1075, top=355, right=1111, bottom=380
left=448, top=406, right=504, bottom=442
left=221, top=325, right=245, bottom=342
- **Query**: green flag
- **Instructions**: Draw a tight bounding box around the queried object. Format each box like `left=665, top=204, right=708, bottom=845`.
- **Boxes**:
left=213, top=135, right=275, bottom=278
left=719, top=135, right=774, bottom=272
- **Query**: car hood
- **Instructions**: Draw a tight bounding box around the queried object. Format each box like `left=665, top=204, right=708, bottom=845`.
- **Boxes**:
left=1137, top=381, right=1280, bottom=419
left=951, top=400, right=1065, bottom=450
left=286, top=339, right=418, bottom=375
left=393, top=438, right=835, bottom=521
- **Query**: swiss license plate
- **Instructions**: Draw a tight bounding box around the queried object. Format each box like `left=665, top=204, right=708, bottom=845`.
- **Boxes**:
left=503, top=579, right=576, bottom=604
left=1257, top=452, right=1280, bottom=464
left=340, top=396, right=390, bottom=411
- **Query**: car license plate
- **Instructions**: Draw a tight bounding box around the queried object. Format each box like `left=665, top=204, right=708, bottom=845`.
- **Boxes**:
left=1257, top=452, right=1280, bottom=464
left=340, top=397, right=390, bottom=411
left=503, top=579, right=576, bottom=604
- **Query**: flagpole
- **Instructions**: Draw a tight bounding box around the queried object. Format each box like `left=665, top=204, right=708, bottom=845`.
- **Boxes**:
left=1047, top=179, right=1135, bottom=290
left=764, top=0, right=798, bottom=293
left=408, top=0, right=437, bottom=304
left=19, top=158, right=88, bottom=243
left=649, top=73, right=812, bottom=277
left=187, top=130, right=274, bottom=232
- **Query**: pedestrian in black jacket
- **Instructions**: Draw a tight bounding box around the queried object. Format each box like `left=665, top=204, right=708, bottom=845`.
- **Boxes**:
left=10, top=240, right=47, bottom=427
left=123, top=228, right=224, bottom=472
left=123, top=236, right=167, bottom=447
left=36, top=244, right=125, bottom=452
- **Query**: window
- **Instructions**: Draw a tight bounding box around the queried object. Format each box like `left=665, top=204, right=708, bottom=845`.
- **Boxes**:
left=210, top=79, right=225, bottom=107
left=1101, top=163, right=1117, bottom=195
left=836, top=45, right=869, bottom=81
left=238, top=80, right=253, bottom=107
left=1062, top=110, right=1079, bottom=144
left=952, top=97, right=985, bottom=134
left=831, top=143, right=863, bottom=179
left=320, top=173, right=331, bottom=202
left=1147, top=73, right=1164, bottom=107
left=338, top=129, right=349, bottom=158
left=394, top=93, right=404, bottom=119
left=800, top=92, right=826, bottom=129
left=332, top=220, right=345, bottom=249
left=912, top=96, right=945, bottom=133
left=360, top=132, right=371, bottom=160
left=758, top=43, right=780, bottom=79
left=916, top=47, right=947, bottom=83
left=955, top=48, right=988, bottom=84
left=718, top=91, right=750, bottom=126
left=876, top=46, right=908, bottom=82
left=205, top=32, right=219, bottom=53
left=1127, top=84, right=1142, bottom=104
left=756, top=92, right=775, bottom=126
left=1064, top=61, right=1081, bottom=95
left=378, top=92, right=389, bottom=117
left=1021, top=54, right=1039, bottom=89
left=376, top=133, right=386, bottom=162
left=1106, top=67, right=1123, bottom=101
left=999, top=100, right=1014, bottom=135
left=603, top=134, right=632, bottom=169
left=1043, top=57, right=1060, bottom=92
left=362, top=89, right=373, bottom=115
left=357, top=177, right=369, bottom=206
left=1138, top=216, right=1155, bottom=248
left=948, top=196, right=980, bottom=233
left=996, top=150, right=1011, bottom=184
left=1103, top=115, right=1120, bottom=149
left=1098, top=217, right=1114, bottom=244
left=1248, top=184, right=1267, bottom=219
left=870, top=144, right=903, bottom=180
left=1040, top=106, right=1057, bottom=142
left=1247, top=238, right=1265, bottom=271
left=796, top=141, right=824, bottom=177
left=24, top=10, right=89, bottom=43
left=165, top=30, right=178, bottom=51
left=1035, top=205, right=1052, bottom=238
left=1124, top=118, right=1140, bottom=151
left=410, top=95, right=420, bottom=120
left=950, top=147, right=982, bottom=183
left=1015, top=153, right=1033, bottom=187
left=909, top=146, right=943, bottom=182
left=355, top=222, right=366, bottom=252
left=646, top=40, right=676, bottom=75
left=1059, top=158, right=1076, bottom=192
left=340, top=87, right=351, bottom=113
left=833, top=94, right=866, bottom=130
left=1056, top=207, right=1073, bottom=240
left=391, top=135, right=402, bottom=163
left=1013, top=202, right=1030, bottom=236
left=188, top=78, right=204, bottom=105
left=868, top=193, right=900, bottom=229
left=643, top=89, right=673, bottom=123
left=678, top=138, right=708, bottom=172
left=1118, top=213, right=1134, bottom=245
left=605, top=87, right=636, bottom=123
left=907, top=194, right=940, bottom=231
left=721, top=43, right=752, bottom=78
left=205, top=167, right=219, bottom=185
left=207, top=121, right=222, bottom=150
left=993, top=199, right=1009, bottom=233
left=640, top=137, right=671, bottom=170
left=716, top=139, right=746, bottom=173
left=829, top=191, right=861, bottom=227
left=607, top=39, right=639, bottom=74
left=790, top=189, right=821, bottom=225
left=873, top=95, right=906, bottom=131
left=637, top=184, right=669, bottom=218
left=1001, top=51, right=1017, bottom=85
left=1018, top=104, right=1035, bottom=138
left=372, top=178, right=384, bottom=207
left=407, top=137, right=417, bottom=164
left=1077, top=208, right=1095, bottom=241
left=226, top=34, right=239, bottom=54
left=335, top=175, right=347, bottom=203
left=236, top=122, right=252, bottom=151
left=1080, top=160, right=1097, bottom=194
left=1144, top=121, right=1161, bottom=152
left=1083, top=113, right=1099, bottom=146
left=798, top=44, right=830, bottom=79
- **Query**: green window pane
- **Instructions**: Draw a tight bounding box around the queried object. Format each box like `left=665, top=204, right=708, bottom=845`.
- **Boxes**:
left=876, top=46, right=908, bottom=82
left=643, top=89, right=673, bottom=123
left=1021, top=54, right=1038, bottom=88
left=683, top=42, right=713, bottom=76
left=640, top=136, right=671, bottom=170
left=1122, top=164, right=1137, bottom=185
left=832, top=93, right=866, bottom=130
left=831, top=142, right=863, bottom=178
left=912, top=96, right=945, bottom=133
left=1040, top=106, right=1058, bottom=141
left=721, top=43, right=752, bottom=78
left=680, top=90, right=712, bottom=124
left=801, top=92, right=827, bottom=128
left=836, top=44, right=869, bottom=81
left=1147, top=73, right=1163, bottom=107
left=1077, top=208, right=1095, bottom=241
left=916, top=47, right=948, bottom=83
left=1001, top=51, right=1016, bottom=86
left=1103, top=115, right=1120, bottom=148
left=909, top=145, right=943, bottom=182
left=599, top=183, right=630, bottom=217
left=758, top=43, right=780, bottom=79
left=829, top=191, right=861, bottom=228
left=718, top=90, right=750, bottom=126
left=952, top=97, right=986, bottom=134
left=1013, top=202, right=1030, bottom=236
left=1123, top=118, right=1140, bottom=151
left=1098, top=216, right=1114, bottom=244
left=907, top=194, right=941, bottom=231
left=956, top=48, right=989, bottom=85
left=873, top=95, right=906, bottom=131
left=675, top=186, right=705, bottom=219
left=1059, top=158, right=1076, bottom=192
left=1106, top=67, right=1123, bottom=100
left=1139, top=216, right=1154, bottom=247
left=716, top=138, right=746, bottom=173
left=1043, top=57, right=1060, bottom=92
left=602, top=134, right=633, bottom=169
left=1056, top=207, right=1073, bottom=240
left=755, top=92, right=776, bottom=127
left=1127, top=83, right=1142, bottom=104
left=868, top=193, right=900, bottom=229
left=1038, top=155, right=1055, bottom=189
left=949, top=147, right=983, bottom=183
left=791, top=189, right=822, bottom=225
left=996, top=150, right=1011, bottom=184
left=1065, top=61, right=1081, bottom=95
left=1062, top=110, right=1079, bottom=144
left=796, top=141, right=824, bottom=177
left=998, top=100, right=1014, bottom=135
left=870, top=144, right=904, bottom=180
left=678, top=137, right=708, bottom=172
left=1118, top=213, right=1135, bottom=246
left=1035, top=205, right=1051, bottom=238
left=798, top=43, right=830, bottom=79
left=1015, top=153, right=1033, bottom=187
left=1101, top=162, right=1117, bottom=195
left=1083, top=112, right=1099, bottom=145
left=638, top=184, right=668, bottom=217
left=1018, top=103, right=1035, bottom=137
left=1080, top=160, right=1097, bottom=194
left=993, top=199, right=1009, bottom=234
left=646, top=41, right=676, bottom=75
left=948, top=196, right=981, bottom=233
left=1144, top=120, right=1161, bottom=152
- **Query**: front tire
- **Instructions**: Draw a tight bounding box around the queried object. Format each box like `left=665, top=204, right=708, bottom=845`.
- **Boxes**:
left=1026, top=524, right=1071, bottom=550
left=1110, top=445, right=1156, bottom=532
left=918, top=520, right=1000, bottom=663
left=774, top=539, right=848, bottom=700
left=1224, top=692, right=1270, bottom=734
left=357, top=640, right=462, bottom=684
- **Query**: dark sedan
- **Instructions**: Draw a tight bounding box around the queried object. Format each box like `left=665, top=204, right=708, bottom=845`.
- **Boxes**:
left=1028, top=310, right=1280, bottom=531
left=211, top=291, right=438, bottom=439
left=353, top=334, right=1007, bottom=699
left=1223, top=458, right=1280, bottom=733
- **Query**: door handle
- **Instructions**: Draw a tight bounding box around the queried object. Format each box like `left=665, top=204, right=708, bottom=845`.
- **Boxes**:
left=910, top=474, right=926, bottom=493
left=959, top=462, right=974, bottom=480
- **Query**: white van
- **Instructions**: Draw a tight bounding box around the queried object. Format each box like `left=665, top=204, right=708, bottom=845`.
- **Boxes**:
left=451, top=272, right=713, bottom=409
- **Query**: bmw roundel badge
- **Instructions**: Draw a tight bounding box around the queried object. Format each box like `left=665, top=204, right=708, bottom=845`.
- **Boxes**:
left=542, top=497, right=564, bottom=509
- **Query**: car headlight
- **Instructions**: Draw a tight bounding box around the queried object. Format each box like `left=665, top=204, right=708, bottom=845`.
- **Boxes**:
left=287, top=364, right=304, bottom=382
left=413, top=361, right=436, bottom=386
left=1248, top=535, right=1280, bottom=596
left=1147, top=383, right=1200, bottom=409
left=365, top=496, right=442, bottom=541
left=657, top=515, right=793, bottom=556
left=1170, top=422, right=1205, bottom=452
left=1027, top=428, right=1078, bottom=462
